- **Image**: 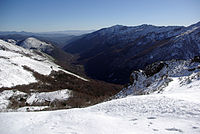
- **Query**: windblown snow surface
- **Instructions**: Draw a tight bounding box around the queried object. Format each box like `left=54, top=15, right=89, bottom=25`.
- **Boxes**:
left=1, top=62, right=200, bottom=134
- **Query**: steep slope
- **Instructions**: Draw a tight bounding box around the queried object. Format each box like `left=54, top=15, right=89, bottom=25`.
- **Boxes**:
left=64, top=22, right=200, bottom=84
left=116, top=57, right=200, bottom=97
left=1, top=58, right=200, bottom=134
left=0, top=39, right=87, bottom=88
left=18, top=37, right=85, bottom=77
left=0, top=40, right=121, bottom=111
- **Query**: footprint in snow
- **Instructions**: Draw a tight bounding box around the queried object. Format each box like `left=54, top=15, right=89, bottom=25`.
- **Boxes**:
left=153, top=129, right=159, bottom=131
left=147, top=117, right=156, bottom=119
left=165, top=128, right=183, bottom=133
left=129, top=118, right=138, bottom=121
left=148, top=122, right=153, bottom=127
left=192, top=126, right=199, bottom=129
left=70, top=132, right=78, bottom=134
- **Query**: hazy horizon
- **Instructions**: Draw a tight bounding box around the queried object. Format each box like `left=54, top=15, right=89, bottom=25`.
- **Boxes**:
left=0, top=21, right=200, bottom=33
left=0, top=29, right=96, bottom=33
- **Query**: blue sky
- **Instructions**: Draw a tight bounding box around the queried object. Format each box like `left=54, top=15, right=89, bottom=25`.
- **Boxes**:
left=0, top=0, right=199, bottom=32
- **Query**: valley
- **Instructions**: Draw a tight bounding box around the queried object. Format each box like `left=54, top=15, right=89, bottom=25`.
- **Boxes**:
left=0, top=21, right=200, bottom=134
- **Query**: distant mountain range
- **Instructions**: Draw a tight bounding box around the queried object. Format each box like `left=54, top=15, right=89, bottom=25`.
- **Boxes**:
left=64, top=21, right=200, bottom=84
left=0, top=30, right=94, bottom=36
left=39, top=30, right=95, bottom=35
left=0, top=30, right=94, bottom=48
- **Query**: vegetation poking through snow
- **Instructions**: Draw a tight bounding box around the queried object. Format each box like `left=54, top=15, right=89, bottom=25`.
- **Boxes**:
left=0, top=66, right=121, bottom=111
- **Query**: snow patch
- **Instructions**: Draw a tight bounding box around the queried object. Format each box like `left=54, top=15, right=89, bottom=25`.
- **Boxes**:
left=26, top=89, right=71, bottom=105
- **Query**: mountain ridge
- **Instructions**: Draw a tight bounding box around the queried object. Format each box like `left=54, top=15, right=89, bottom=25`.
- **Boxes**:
left=64, top=21, right=200, bottom=84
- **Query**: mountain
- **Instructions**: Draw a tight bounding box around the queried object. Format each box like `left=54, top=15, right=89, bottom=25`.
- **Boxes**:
left=0, top=39, right=121, bottom=111
left=18, top=37, right=54, bottom=52
left=1, top=57, right=200, bottom=134
left=17, top=37, right=72, bottom=63
left=64, top=22, right=200, bottom=84
left=17, top=37, right=86, bottom=76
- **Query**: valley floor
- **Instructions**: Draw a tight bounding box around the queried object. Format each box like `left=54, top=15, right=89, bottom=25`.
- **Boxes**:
left=1, top=76, right=200, bottom=134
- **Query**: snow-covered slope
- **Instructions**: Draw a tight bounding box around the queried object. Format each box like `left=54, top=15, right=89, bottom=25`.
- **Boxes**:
left=0, top=58, right=200, bottom=134
left=5, top=39, right=17, bottom=45
left=19, top=37, right=54, bottom=52
left=0, top=39, right=87, bottom=88
left=0, top=69, right=200, bottom=133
